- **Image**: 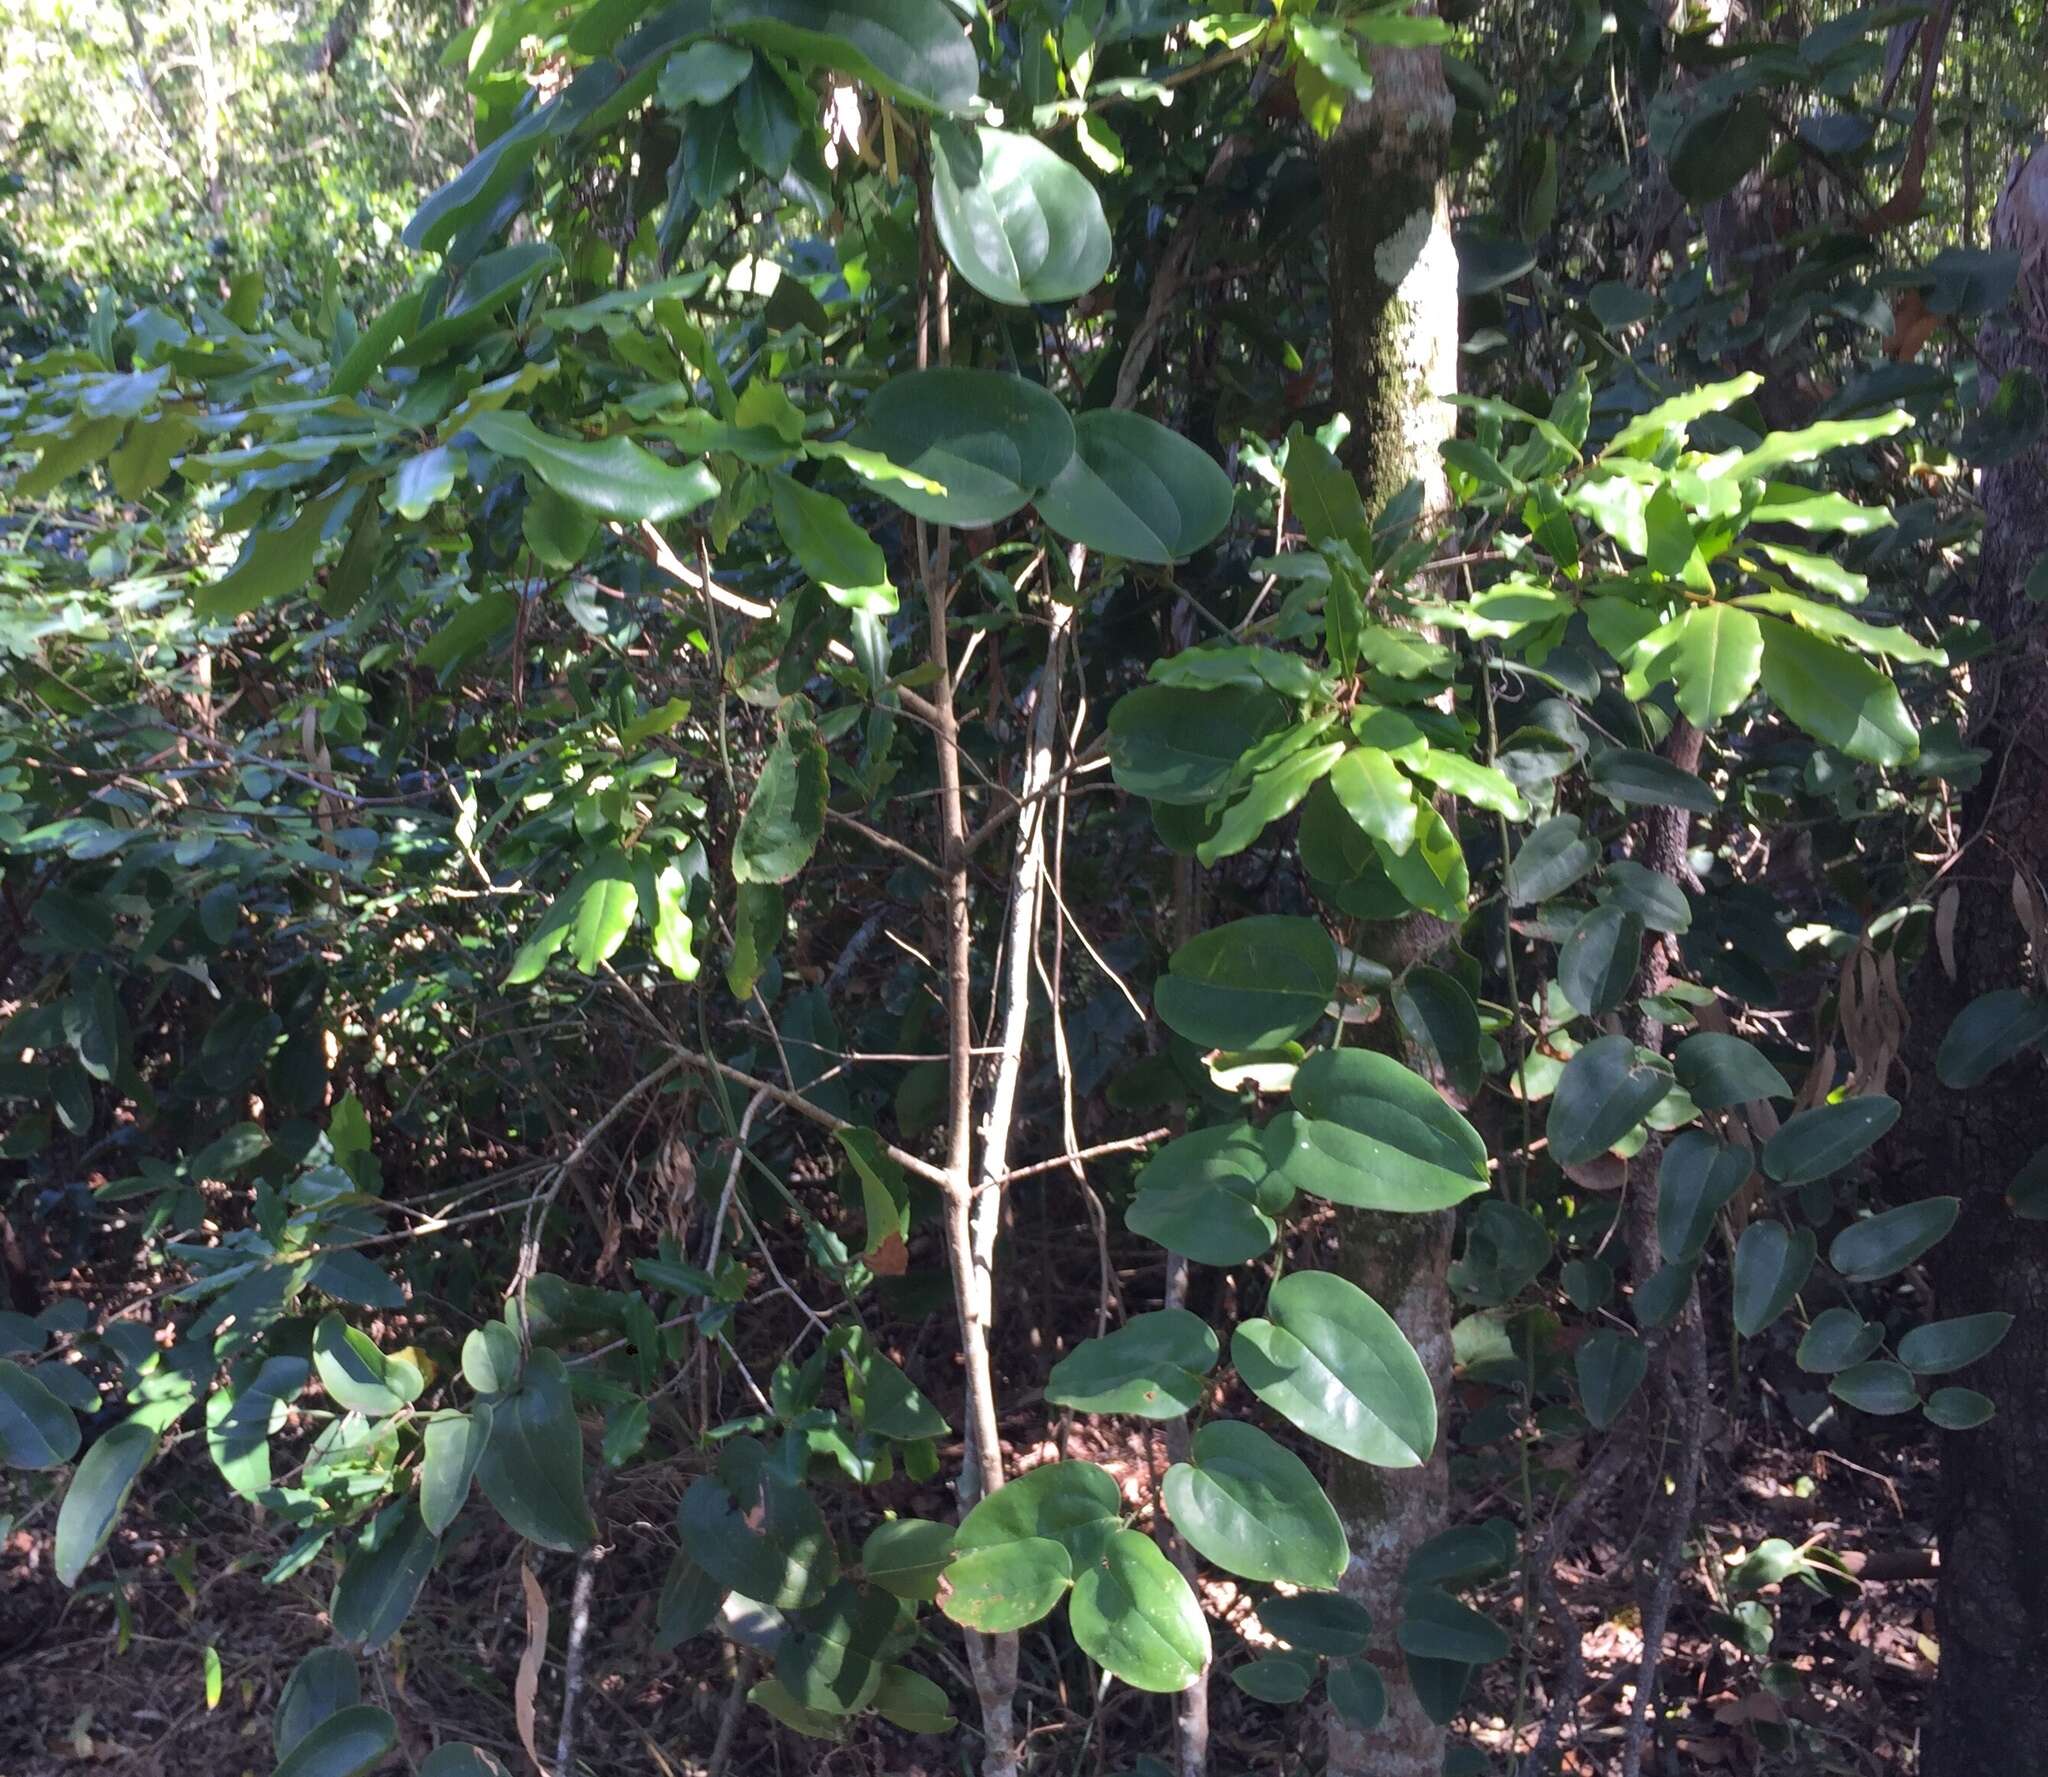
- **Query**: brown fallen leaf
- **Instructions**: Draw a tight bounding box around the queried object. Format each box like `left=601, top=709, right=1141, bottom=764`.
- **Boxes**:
left=517, top=1561, right=551, bottom=1777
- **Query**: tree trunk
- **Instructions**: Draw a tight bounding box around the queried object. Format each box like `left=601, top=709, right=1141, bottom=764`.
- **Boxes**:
left=1903, top=145, right=2048, bottom=1777
left=1317, top=28, right=1459, bottom=1777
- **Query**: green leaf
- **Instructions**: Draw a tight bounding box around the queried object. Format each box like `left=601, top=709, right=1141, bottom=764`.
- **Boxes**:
left=331, top=1505, right=438, bottom=1649
left=1233, top=1270, right=1437, bottom=1468
left=1391, top=966, right=1484, bottom=1097
left=1671, top=1032, right=1791, bottom=1110
left=1276, top=1047, right=1490, bottom=1213
left=1046, top=1311, right=1219, bottom=1419
left=1163, top=1418, right=1347, bottom=1588
left=464, top=411, right=718, bottom=523
left=1036, top=409, right=1234, bottom=563
left=1668, top=99, right=1775, bottom=202
left=312, top=1315, right=425, bottom=1417
left=1127, top=1123, right=1290, bottom=1265
left=1715, top=410, right=1913, bottom=482
left=679, top=1437, right=836, bottom=1607
left=647, top=863, right=698, bottom=982
left=1749, top=485, right=1893, bottom=534
left=195, top=495, right=340, bottom=621
left=207, top=1354, right=310, bottom=1498
left=1925, top=1387, right=1996, bottom=1430
left=1107, top=683, right=1289, bottom=806
left=475, top=1349, right=597, bottom=1552
left=1398, top=1587, right=1510, bottom=1664
left=1327, top=1657, right=1389, bottom=1730
left=1283, top=426, right=1369, bottom=553
left=272, top=1706, right=397, bottom=1777
left=747, top=1676, right=846, bottom=1742
left=732, top=723, right=829, bottom=884
left=658, top=40, right=753, bottom=106
left=275, top=1650, right=362, bottom=1760
left=1657, top=1132, right=1751, bottom=1264
left=417, top=590, right=517, bottom=676
left=726, top=880, right=783, bottom=1001
left=1898, top=1312, right=2012, bottom=1376
left=956, top=1460, right=1124, bottom=1568
left=1829, top=1361, right=1920, bottom=1416
left=937, top=1537, right=1072, bottom=1632
left=1329, top=748, right=1417, bottom=852
left=861, top=1518, right=955, bottom=1601
left=1575, top=1329, right=1648, bottom=1430
left=844, top=1337, right=948, bottom=1440
left=871, top=1666, right=955, bottom=1733
left=1558, top=904, right=1645, bottom=1017
left=1547, top=1037, right=1673, bottom=1168
left=1507, top=815, right=1598, bottom=905
left=1069, top=1529, right=1210, bottom=1693
left=1196, top=741, right=1345, bottom=866
left=1796, top=1308, right=1884, bottom=1374
left=1936, top=990, right=2048, bottom=1087
left=1666, top=604, right=1764, bottom=725
left=1732, top=1222, right=1815, bottom=1337
left=1260, top=1591, right=1373, bottom=1656
left=1605, top=373, right=1763, bottom=456
left=54, top=1420, right=154, bottom=1585
left=420, top=1407, right=492, bottom=1535
left=461, top=1323, right=522, bottom=1395
left=1405, top=749, right=1527, bottom=819
left=1154, top=915, right=1337, bottom=1052
left=716, top=0, right=978, bottom=113
left=416, top=1749, right=509, bottom=1777
left=1587, top=748, right=1716, bottom=813
left=848, top=367, right=1074, bottom=526
left=1231, top=1653, right=1316, bottom=1704
left=1829, top=1198, right=1959, bottom=1283
left=391, top=243, right=560, bottom=369
left=1762, top=1096, right=1899, bottom=1185
left=780, top=1581, right=896, bottom=1715
left=769, top=473, right=896, bottom=614
left=930, top=123, right=1110, bottom=307
left=1373, top=803, right=1470, bottom=920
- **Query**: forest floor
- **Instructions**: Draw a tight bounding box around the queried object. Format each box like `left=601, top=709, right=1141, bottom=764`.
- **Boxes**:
left=1, top=1191, right=1940, bottom=1777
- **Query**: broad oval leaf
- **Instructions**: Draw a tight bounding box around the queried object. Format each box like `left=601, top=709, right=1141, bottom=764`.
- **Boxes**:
left=1547, top=1036, right=1672, bottom=1168
left=1277, top=1047, right=1489, bottom=1211
left=1925, top=1387, right=1996, bottom=1429
left=272, top=1705, right=397, bottom=1777
left=1757, top=616, right=1918, bottom=767
left=1796, top=1307, right=1884, bottom=1374
left=1828, top=1198, right=1960, bottom=1283
left=718, top=0, right=979, bottom=114
left=461, top=1323, right=522, bottom=1395
left=1069, top=1529, right=1210, bottom=1693
left=55, top=1420, right=154, bottom=1586
left=1657, top=1131, right=1752, bottom=1264
left=1762, top=1096, right=1899, bottom=1185
left=1231, top=1652, right=1316, bottom=1704
left=1732, top=1221, right=1815, bottom=1337
left=1668, top=99, right=1775, bottom=203
left=1391, top=966, right=1484, bottom=1097
left=1507, top=814, right=1598, bottom=905
left=1046, top=1310, right=1220, bottom=1419
left=1232, top=1270, right=1436, bottom=1468
left=1154, top=915, right=1337, bottom=1052
left=331, top=1504, right=438, bottom=1649
left=779, top=1580, right=897, bottom=1716
left=420, top=1406, right=492, bottom=1536
left=1828, top=1360, right=1920, bottom=1416
left=1127, top=1122, right=1290, bottom=1264
left=1107, top=683, right=1289, bottom=806
left=1898, top=1312, right=2012, bottom=1376
left=732, top=723, right=829, bottom=885
left=678, top=1436, right=835, bottom=1607
left=1671, top=1032, right=1790, bottom=1110
left=1574, top=1329, right=1648, bottom=1430
left=1587, top=747, right=1717, bottom=813
left=1259, top=1591, right=1373, bottom=1657
left=931, top=123, right=1110, bottom=306
left=1397, top=1586, right=1511, bottom=1664
left=0, top=1359, right=82, bottom=1469
left=1162, top=1418, right=1348, bottom=1588
left=871, top=1665, right=956, bottom=1733
left=1936, top=989, right=2048, bottom=1088
left=1558, top=904, right=1644, bottom=1017
left=1327, top=1656, right=1389, bottom=1730
left=937, top=1536, right=1072, bottom=1632
left=464, top=411, right=717, bottom=524
left=848, top=367, right=1075, bottom=526
left=475, top=1348, right=597, bottom=1552
left=275, top=1649, right=362, bottom=1761
left=312, top=1315, right=424, bottom=1417
left=861, top=1518, right=955, bottom=1601
left=1037, top=409, right=1234, bottom=563
left=956, top=1460, right=1124, bottom=1568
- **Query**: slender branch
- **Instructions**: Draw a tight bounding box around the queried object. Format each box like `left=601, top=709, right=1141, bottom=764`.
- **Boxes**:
left=553, top=1546, right=601, bottom=1776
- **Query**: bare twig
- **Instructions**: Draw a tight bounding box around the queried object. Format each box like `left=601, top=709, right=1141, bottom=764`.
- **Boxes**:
left=552, top=1546, right=602, bottom=1776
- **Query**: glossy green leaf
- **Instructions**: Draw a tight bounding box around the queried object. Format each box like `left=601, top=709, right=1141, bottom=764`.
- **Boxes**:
left=848, top=367, right=1074, bottom=525
left=1756, top=616, right=1918, bottom=766
left=1936, top=990, right=2048, bottom=1088
left=331, top=1505, right=438, bottom=1648
left=54, top=1420, right=154, bottom=1585
left=717, top=0, right=978, bottom=113
left=275, top=1649, right=362, bottom=1760
left=1154, top=915, right=1337, bottom=1051
left=1127, top=1123, right=1289, bottom=1265
left=1231, top=1653, right=1316, bottom=1704
left=679, top=1438, right=835, bottom=1607
left=465, top=411, right=716, bottom=523
left=1925, top=1387, right=1996, bottom=1429
left=1829, top=1198, right=1960, bottom=1283
left=1275, top=1047, right=1490, bottom=1212
left=1163, top=1418, right=1347, bottom=1588
left=769, top=472, right=895, bottom=613
left=1715, top=409, right=1914, bottom=483
left=1898, top=1312, right=2012, bottom=1376
left=1796, top=1308, right=1884, bottom=1374
left=1328, top=747, right=1416, bottom=852
left=1046, top=1310, right=1219, bottom=1419
left=1037, top=409, right=1234, bottom=563
left=1259, top=1591, right=1372, bottom=1656
left=1762, top=1096, right=1899, bottom=1185
left=312, top=1314, right=424, bottom=1417
left=475, top=1349, right=597, bottom=1552
left=956, top=1460, right=1124, bottom=1568
left=461, top=1323, right=521, bottom=1395
left=1671, top=1032, right=1790, bottom=1109
left=1391, top=966, right=1484, bottom=1096
left=1667, top=603, right=1765, bottom=725
left=747, top=1676, right=846, bottom=1742
left=1327, top=1656, right=1389, bottom=1730
left=272, top=1705, right=397, bottom=1777
left=1069, top=1529, right=1210, bottom=1693
left=1732, top=1222, right=1815, bottom=1336
left=1107, top=683, right=1289, bottom=806
left=207, top=1353, right=310, bottom=1498
left=1829, top=1360, right=1920, bottom=1416
left=1657, top=1131, right=1751, bottom=1264
left=657, top=40, right=753, bottom=107
left=780, top=1580, right=896, bottom=1715
left=194, top=495, right=340, bottom=621
left=1588, top=747, right=1716, bottom=813
left=871, top=1666, right=956, bottom=1733
left=938, top=1537, right=1072, bottom=1632
left=861, top=1518, right=954, bottom=1601
left=1233, top=1270, right=1436, bottom=1468
left=1575, top=1329, right=1648, bottom=1430
left=1547, top=1036, right=1673, bottom=1168
left=1197, top=741, right=1346, bottom=866
left=1373, top=803, right=1470, bottom=920
left=1558, top=904, right=1644, bottom=1017
left=1507, top=814, right=1598, bottom=905
left=931, top=122, right=1109, bottom=305
left=421, top=1406, right=492, bottom=1535
left=1397, top=1587, right=1510, bottom=1664
left=732, top=723, right=828, bottom=884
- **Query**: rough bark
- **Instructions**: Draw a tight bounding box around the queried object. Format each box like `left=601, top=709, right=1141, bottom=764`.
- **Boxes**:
left=1317, top=27, right=1459, bottom=1776
left=1907, top=146, right=2048, bottom=1777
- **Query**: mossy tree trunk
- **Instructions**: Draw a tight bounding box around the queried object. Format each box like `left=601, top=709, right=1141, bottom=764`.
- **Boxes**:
left=1317, top=25, right=1460, bottom=1777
